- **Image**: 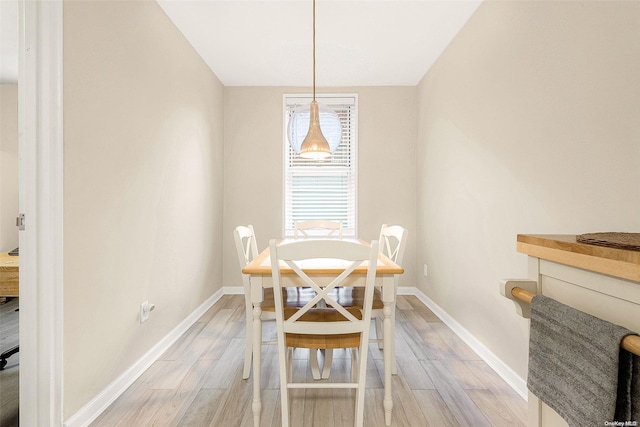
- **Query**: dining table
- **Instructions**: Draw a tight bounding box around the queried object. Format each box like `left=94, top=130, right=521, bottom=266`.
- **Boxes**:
left=242, top=238, right=404, bottom=426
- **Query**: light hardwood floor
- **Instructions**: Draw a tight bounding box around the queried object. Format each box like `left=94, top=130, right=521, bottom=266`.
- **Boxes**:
left=90, top=295, right=526, bottom=427
left=0, top=297, right=19, bottom=427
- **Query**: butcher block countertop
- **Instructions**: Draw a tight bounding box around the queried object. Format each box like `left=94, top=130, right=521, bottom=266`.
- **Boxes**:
left=517, top=234, right=640, bottom=283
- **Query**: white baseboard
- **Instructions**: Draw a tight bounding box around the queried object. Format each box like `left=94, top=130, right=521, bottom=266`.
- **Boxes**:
left=64, top=288, right=225, bottom=427
left=399, top=287, right=528, bottom=400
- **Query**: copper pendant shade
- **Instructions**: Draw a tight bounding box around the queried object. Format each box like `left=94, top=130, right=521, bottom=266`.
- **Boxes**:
left=299, top=100, right=331, bottom=159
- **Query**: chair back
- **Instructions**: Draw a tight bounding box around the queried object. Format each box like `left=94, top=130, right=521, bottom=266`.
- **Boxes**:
left=378, top=224, right=407, bottom=265
left=294, top=219, right=343, bottom=239
left=378, top=224, right=407, bottom=288
left=269, top=239, right=378, bottom=338
left=234, top=225, right=259, bottom=294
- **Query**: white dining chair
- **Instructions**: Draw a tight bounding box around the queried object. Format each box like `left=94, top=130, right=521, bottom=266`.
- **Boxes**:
left=372, top=224, right=407, bottom=375
left=322, top=224, right=407, bottom=378
left=234, top=225, right=269, bottom=379
left=294, top=219, right=343, bottom=239
left=269, top=238, right=379, bottom=427
left=233, top=225, right=314, bottom=379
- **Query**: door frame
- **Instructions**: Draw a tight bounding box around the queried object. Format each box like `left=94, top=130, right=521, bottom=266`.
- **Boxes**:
left=18, top=0, right=64, bottom=425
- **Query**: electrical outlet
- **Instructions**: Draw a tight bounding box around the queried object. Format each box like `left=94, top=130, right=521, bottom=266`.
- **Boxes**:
left=423, top=264, right=428, bottom=277
left=140, top=301, right=155, bottom=323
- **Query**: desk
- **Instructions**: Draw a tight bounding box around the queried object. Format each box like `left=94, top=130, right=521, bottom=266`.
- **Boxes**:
left=0, top=253, right=19, bottom=297
left=242, top=239, right=403, bottom=426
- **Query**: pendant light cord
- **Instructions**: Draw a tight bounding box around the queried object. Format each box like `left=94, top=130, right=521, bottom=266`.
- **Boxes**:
left=312, top=0, right=316, bottom=101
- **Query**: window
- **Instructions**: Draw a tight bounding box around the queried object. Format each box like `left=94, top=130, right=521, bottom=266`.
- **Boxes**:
left=283, top=94, right=358, bottom=238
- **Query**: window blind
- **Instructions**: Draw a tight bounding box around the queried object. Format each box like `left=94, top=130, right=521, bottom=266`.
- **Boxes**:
left=283, top=95, right=358, bottom=237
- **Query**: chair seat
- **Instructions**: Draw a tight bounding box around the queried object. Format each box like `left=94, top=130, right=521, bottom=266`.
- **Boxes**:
left=328, top=287, right=383, bottom=310
left=283, top=307, right=363, bottom=349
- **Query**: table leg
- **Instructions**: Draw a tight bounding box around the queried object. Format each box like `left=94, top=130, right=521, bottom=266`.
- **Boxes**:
left=391, top=305, right=397, bottom=375
left=252, top=304, right=262, bottom=427
left=383, top=302, right=393, bottom=426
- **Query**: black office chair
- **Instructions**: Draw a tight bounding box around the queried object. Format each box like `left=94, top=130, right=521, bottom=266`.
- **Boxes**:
left=0, top=344, right=18, bottom=370
left=1, top=248, right=19, bottom=370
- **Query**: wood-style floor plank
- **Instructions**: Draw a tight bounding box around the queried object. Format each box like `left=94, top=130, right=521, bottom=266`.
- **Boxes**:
left=395, top=318, right=439, bottom=361
left=389, top=372, right=429, bottom=425
left=420, top=359, right=492, bottom=427
left=147, top=358, right=212, bottom=427
left=463, top=360, right=528, bottom=425
left=90, top=360, right=169, bottom=426
left=178, top=388, right=226, bottom=426
left=413, top=389, right=460, bottom=427
left=429, top=323, right=482, bottom=361
left=113, top=389, right=173, bottom=427
left=467, top=389, right=526, bottom=427
left=0, top=297, right=19, bottom=427
left=208, top=364, right=253, bottom=427
left=89, top=295, right=527, bottom=427
left=200, top=338, right=245, bottom=389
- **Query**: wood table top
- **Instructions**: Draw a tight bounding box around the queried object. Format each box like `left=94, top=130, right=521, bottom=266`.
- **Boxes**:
left=243, top=239, right=404, bottom=276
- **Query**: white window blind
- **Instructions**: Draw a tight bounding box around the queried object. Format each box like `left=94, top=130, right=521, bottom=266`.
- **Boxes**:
left=283, top=94, right=358, bottom=238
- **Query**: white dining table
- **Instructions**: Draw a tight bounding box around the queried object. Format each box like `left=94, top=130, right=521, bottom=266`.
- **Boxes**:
left=242, top=238, right=404, bottom=426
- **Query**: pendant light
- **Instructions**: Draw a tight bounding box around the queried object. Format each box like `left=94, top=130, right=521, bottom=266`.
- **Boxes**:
left=287, top=0, right=342, bottom=159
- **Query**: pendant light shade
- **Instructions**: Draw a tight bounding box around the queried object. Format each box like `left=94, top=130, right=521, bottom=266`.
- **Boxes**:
left=288, top=101, right=342, bottom=158
left=287, top=0, right=342, bottom=159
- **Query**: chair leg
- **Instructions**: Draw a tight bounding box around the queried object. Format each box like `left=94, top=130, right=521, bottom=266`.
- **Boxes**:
left=350, top=349, right=358, bottom=384
left=354, top=387, right=366, bottom=427
left=309, top=349, right=322, bottom=380
left=321, top=349, right=333, bottom=379
left=375, top=317, right=383, bottom=349
left=279, top=347, right=291, bottom=427
left=354, top=346, right=368, bottom=427
left=242, top=310, right=253, bottom=379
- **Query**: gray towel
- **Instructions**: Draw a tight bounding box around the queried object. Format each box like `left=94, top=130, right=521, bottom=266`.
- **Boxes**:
left=527, top=295, right=635, bottom=427
left=615, top=348, right=640, bottom=422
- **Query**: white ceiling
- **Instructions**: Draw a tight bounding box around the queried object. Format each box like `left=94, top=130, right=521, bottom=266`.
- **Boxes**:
left=0, top=0, right=482, bottom=87
left=157, top=0, right=482, bottom=86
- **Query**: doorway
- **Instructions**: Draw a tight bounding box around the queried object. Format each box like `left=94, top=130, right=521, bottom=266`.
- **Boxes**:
left=0, top=1, right=20, bottom=424
left=13, top=1, right=64, bottom=425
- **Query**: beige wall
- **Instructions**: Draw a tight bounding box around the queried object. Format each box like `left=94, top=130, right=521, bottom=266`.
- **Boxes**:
left=223, top=86, right=417, bottom=290
left=416, top=0, right=640, bottom=379
left=0, top=84, right=18, bottom=253
left=63, top=0, right=224, bottom=417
